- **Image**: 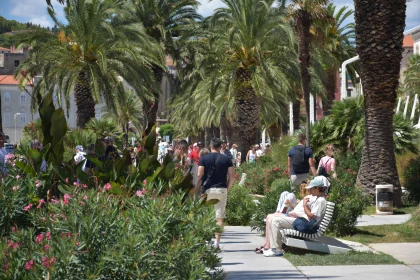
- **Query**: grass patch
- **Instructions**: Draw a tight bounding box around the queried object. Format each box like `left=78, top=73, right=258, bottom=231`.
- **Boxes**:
left=339, top=207, right=420, bottom=244
left=283, top=251, right=402, bottom=266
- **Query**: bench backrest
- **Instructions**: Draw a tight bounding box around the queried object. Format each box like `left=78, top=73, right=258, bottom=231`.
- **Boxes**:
left=316, top=201, right=335, bottom=235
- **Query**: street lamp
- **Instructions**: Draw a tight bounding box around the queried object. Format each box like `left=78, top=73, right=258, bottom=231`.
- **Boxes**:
left=14, top=113, right=20, bottom=144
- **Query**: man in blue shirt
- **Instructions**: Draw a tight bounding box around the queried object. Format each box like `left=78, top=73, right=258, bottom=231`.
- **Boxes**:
left=287, top=134, right=317, bottom=188
left=197, top=138, right=235, bottom=249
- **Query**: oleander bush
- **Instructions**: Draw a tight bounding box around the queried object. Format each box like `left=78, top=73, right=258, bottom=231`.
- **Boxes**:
left=0, top=188, right=223, bottom=279
left=403, top=157, right=420, bottom=204
left=327, top=167, right=371, bottom=236
left=226, top=184, right=256, bottom=226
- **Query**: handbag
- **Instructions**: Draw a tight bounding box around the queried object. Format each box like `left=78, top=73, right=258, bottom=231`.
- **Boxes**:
left=292, top=217, right=319, bottom=234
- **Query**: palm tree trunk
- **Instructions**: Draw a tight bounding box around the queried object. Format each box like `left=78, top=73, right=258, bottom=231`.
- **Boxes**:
left=144, top=65, right=164, bottom=135
left=293, top=97, right=301, bottom=131
left=268, top=123, right=281, bottom=142
left=297, top=10, right=312, bottom=146
left=232, top=67, right=260, bottom=163
left=323, top=68, right=337, bottom=116
left=74, top=69, right=95, bottom=128
left=226, top=120, right=233, bottom=143
left=204, top=127, right=211, bottom=148
left=220, top=111, right=227, bottom=141
left=354, top=0, right=405, bottom=206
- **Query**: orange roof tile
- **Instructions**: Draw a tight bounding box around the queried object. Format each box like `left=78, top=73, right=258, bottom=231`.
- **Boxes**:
left=0, top=75, right=19, bottom=85
left=0, top=47, right=9, bottom=51
left=403, top=35, right=414, bottom=47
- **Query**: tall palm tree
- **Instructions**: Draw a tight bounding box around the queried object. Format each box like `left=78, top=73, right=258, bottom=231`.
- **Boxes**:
left=130, top=0, right=202, bottom=135
left=404, top=54, right=420, bottom=97
left=320, top=4, right=356, bottom=116
left=103, top=90, right=144, bottom=134
left=354, top=0, right=406, bottom=206
left=289, top=0, right=329, bottom=146
left=192, top=0, right=296, bottom=161
left=17, top=0, right=160, bottom=128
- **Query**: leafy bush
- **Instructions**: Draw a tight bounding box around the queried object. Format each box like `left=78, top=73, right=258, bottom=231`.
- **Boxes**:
left=0, top=189, right=223, bottom=279
left=250, top=181, right=294, bottom=234
left=327, top=167, right=371, bottom=236
left=237, top=164, right=267, bottom=194
left=263, top=166, right=288, bottom=191
left=226, top=185, right=256, bottom=226
left=403, top=157, right=420, bottom=204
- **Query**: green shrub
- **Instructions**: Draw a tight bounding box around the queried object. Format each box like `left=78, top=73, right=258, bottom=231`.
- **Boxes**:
left=250, top=181, right=294, bottom=233
left=0, top=189, right=223, bottom=279
left=237, top=164, right=268, bottom=194
left=403, top=157, right=420, bottom=204
left=264, top=166, right=288, bottom=191
left=270, top=137, right=294, bottom=165
left=271, top=178, right=291, bottom=191
left=327, top=167, right=371, bottom=236
left=226, top=184, right=257, bottom=226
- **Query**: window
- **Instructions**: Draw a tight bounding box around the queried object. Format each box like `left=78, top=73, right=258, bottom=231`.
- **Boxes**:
left=4, top=92, right=10, bottom=103
left=347, top=89, right=352, bottom=97
left=95, top=114, right=101, bottom=120
left=20, top=113, right=26, bottom=124
left=20, top=93, right=26, bottom=103
left=3, top=113, right=10, bottom=124
left=14, top=60, right=20, bottom=68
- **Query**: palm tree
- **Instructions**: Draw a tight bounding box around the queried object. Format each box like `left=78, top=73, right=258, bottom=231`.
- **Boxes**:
left=187, top=0, right=296, bottom=161
left=289, top=0, right=329, bottom=146
left=354, top=0, right=406, bottom=206
left=17, top=0, right=160, bottom=128
left=130, top=0, right=202, bottom=134
left=404, top=54, right=420, bottom=96
left=320, top=4, right=356, bottom=116
left=103, top=90, right=143, bottom=135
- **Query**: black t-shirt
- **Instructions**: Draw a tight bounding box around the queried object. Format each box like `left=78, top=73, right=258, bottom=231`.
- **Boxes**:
left=104, top=145, right=118, bottom=161
left=199, top=152, right=233, bottom=189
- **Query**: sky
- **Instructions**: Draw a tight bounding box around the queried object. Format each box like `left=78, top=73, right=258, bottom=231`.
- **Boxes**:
left=1, top=0, right=419, bottom=31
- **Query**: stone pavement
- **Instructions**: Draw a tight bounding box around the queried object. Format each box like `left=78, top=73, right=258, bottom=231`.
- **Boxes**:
left=369, top=243, right=420, bottom=265
left=219, top=226, right=420, bottom=280
left=356, top=214, right=412, bottom=226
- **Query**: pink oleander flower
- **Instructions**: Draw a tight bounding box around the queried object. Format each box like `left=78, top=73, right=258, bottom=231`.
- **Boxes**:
left=83, top=195, right=88, bottom=200
left=36, top=233, right=44, bottom=243
left=44, top=245, right=50, bottom=251
left=24, top=204, right=33, bottom=211
left=82, top=184, right=88, bottom=189
left=12, top=186, right=20, bottom=191
left=63, top=193, right=71, bottom=205
left=25, top=260, right=34, bottom=270
left=15, top=175, right=21, bottom=179
left=12, top=227, right=16, bottom=232
left=73, top=182, right=79, bottom=186
left=37, top=199, right=45, bottom=209
left=42, top=256, right=56, bottom=269
left=42, top=217, right=46, bottom=221
left=65, top=178, right=69, bottom=183
left=4, top=262, right=9, bottom=271
left=151, top=251, right=155, bottom=256
left=142, top=179, right=147, bottom=185
left=121, top=200, right=125, bottom=205
left=51, top=199, right=58, bottom=204
left=273, top=167, right=279, bottom=171
left=103, top=183, right=112, bottom=192
left=76, top=242, right=80, bottom=247
left=80, top=201, right=85, bottom=206
left=136, top=190, right=144, bottom=197
left=46, top=232, right=52, bottom=240
left=35, top=180, right=41, bottom=188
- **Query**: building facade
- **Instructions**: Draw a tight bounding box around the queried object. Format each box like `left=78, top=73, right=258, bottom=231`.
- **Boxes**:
left=0, top=47, right=30, bottom=75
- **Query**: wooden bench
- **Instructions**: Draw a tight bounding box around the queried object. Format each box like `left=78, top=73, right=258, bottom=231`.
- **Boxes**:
left=280, top=201, right=352, bottom=254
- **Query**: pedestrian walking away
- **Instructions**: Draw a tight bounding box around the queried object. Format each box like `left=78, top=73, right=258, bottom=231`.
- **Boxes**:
left=287, top=134, right=317, bottom=188
left=197, top=138, right=235, bottom=249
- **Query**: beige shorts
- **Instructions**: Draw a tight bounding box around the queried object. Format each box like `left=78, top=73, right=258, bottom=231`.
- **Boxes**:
left=206, top=188, right=228, bottom=219
left=291, top=173, right=309, bottom=187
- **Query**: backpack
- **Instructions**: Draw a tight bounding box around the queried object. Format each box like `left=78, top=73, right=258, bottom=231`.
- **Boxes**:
left=317, top=157, right=331, bottom=177
left=292, top=146, right=309, bottom=174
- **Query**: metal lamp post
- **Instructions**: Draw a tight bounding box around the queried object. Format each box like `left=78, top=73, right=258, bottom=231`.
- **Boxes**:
left=14, top=113, right=20, bottom=144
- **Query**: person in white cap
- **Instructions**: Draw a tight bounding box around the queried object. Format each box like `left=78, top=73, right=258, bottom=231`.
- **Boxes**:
left=263, top=176, right=327, bottom=257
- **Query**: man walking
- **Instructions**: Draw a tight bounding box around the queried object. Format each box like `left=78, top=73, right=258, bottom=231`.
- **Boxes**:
left=220, top=140, right=232, bottom=159
left=197, top=138, right=235, bottom=249
left=288, top=134, right=317, bottom=188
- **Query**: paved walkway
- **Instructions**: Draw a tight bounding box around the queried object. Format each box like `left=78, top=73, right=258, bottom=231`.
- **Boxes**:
left=356, top=214, right=412, bottom=226
left=219, top=226, right=420, bottom=280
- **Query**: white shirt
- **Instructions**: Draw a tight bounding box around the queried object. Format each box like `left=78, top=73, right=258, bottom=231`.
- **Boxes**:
left=256, top=149, right=263, bottom=157
left=74, top=152, right=86, bottom=164
left=290, top=195, right=327, bottom=224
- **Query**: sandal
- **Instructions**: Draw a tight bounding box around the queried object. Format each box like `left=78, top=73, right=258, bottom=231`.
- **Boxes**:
left=255, top=248, right=267, bottom=254
left=254, top=246, right=264, bottom=252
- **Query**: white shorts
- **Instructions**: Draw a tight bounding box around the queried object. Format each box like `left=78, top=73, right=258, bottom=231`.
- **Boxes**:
left=206, top=188, right=228, bottom=219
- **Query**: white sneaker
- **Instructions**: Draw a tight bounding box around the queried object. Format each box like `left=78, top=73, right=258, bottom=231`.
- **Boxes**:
left=263, top=248, right=283, bottom=257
